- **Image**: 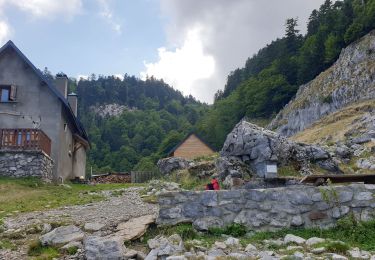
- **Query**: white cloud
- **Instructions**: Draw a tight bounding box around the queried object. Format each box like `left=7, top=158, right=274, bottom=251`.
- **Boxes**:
left=148, top=0, right=328, bottom=103
left=113, top=74, right=124, bottom=80
left=0, top=0, right=82, bottom=42
left=141, top=27, right=215, bottom=100
left=0, top=20, right=12, bottom=45
left=7, top=0, right=83, bottom=20
left=77, top=74, right=89, bottom=81
left=97, top=0, right=122, bottom=34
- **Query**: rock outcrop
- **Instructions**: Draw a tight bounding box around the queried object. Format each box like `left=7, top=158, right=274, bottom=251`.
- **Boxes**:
left=157, top=157, right=191, bottom=175
left=268, top=30, right=375, bottom=137
left=219, top=121, right=340, bottom=180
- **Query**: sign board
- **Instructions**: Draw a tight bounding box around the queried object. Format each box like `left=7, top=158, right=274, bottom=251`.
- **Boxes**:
left=266, top=164, right=278, bottom=173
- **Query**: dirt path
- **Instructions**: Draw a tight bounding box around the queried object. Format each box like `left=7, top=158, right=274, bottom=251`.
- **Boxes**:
left=0, top=187, right=159, bottom=259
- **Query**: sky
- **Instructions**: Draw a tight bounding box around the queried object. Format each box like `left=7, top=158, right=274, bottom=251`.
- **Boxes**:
left=0, top=0, right=327, bottom=103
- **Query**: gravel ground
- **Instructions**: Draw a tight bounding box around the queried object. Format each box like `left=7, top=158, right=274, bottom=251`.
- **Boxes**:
left=0, top=187, right=159, bottom=260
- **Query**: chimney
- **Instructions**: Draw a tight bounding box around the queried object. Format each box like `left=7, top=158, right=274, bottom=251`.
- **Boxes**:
left=67, top=92, right=78, bottom=117
left=55, top=73, right=68, bottom=98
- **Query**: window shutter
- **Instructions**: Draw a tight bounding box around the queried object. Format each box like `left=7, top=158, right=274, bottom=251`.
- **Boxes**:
left=9, top=85, right=16, bottom=101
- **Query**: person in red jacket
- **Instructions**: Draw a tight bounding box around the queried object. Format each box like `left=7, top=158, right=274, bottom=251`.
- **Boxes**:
left=211, top=178, right=220, bottom=190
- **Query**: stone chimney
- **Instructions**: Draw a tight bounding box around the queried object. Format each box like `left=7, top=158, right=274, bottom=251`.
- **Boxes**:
left=55, top=73, right=68, bottom=99
left=67, top=92, right=78, bottom=117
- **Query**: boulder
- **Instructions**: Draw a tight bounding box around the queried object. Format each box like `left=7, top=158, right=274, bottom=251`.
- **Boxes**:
left=84, top=222, right=105, bottom=232
left=305, top=237, right=325, bottom=246
left=146, top=234, right=184, bottom=258
left=224, top=237, right=240, bottom=247
left=157, top=157, right=191, bottom=175
left=215, top=156, right=252, bottom=187
left=116, top=214, right=155, bottom=241
left=220, top=121, right=340, bottom=178
left=84, top=236, right=127, bottom=260
left=284, top=234, right=306, bottom=245
left=356, top=157, right=375, bottom=170
left=192, top=217, right=224, bottom=231
left=40, top=225, right=84, bottom=246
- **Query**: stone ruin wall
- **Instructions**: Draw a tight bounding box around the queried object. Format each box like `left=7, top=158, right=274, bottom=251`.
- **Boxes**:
left=0, top=151, right=53, bottom=181
left=157, top=184, right=375, bottom=231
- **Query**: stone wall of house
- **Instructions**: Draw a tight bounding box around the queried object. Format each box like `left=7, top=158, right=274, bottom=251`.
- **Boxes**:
left=157, top=184, right=375, bottom=231
left=0, top=151, right=53, bottom=181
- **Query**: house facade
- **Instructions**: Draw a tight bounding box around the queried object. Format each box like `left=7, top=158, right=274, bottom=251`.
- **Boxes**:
left=168, top=133, right=215, bottom=159
left=0, top=41, right=89, bottom=181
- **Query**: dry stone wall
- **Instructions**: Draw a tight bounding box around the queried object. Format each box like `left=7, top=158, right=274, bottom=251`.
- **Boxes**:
left=157, top=184, right=375, bottom=231
left=0, top=151, right=53, bottom=181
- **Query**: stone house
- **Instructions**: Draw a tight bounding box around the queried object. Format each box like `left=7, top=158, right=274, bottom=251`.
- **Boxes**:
left=0, top=40, right=89, bottom=181
left=168, top=133, right=215, bottom=159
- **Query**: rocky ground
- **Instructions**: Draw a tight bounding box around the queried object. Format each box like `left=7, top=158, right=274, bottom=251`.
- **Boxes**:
left=143, top=233, right=375, bottom=260
left=0, top=187, right=158, bottom=259
left=1, top=181, right=375, bottom=259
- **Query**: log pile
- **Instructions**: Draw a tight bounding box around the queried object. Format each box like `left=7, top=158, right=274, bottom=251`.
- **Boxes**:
left=90, top=173, right=131, bottom=184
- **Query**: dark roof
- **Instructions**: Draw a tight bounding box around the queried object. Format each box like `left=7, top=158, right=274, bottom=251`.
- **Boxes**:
left=0, top=40, right=89, bottom=143
left=168, top=132, right=216, bottom=156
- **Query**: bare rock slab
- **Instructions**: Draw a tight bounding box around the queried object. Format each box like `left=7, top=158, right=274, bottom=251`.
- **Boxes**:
left=116, top=214, right=155, bottom=241
left=40, top=225, right=84, bottom=246
left=84, top=222, right=105, bottom=232
left=84, top=235, right=126, bottom=260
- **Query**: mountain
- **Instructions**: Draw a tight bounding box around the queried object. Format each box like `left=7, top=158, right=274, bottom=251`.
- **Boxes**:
left=73, top=75, right=208, bottom=173
left=268, top=30, right=375, bottom=136
left=197, top=0, right=375, bottom=149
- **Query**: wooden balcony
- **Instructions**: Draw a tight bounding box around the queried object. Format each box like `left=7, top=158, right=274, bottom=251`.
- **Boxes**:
left=0, top=129, right=51, bottom=156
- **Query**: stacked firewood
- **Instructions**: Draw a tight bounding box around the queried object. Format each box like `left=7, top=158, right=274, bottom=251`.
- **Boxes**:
left=90, top=173, right=131, bottom=184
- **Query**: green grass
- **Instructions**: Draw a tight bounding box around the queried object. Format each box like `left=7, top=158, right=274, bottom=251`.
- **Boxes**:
left=0, top=177, right=141, bottom=220
left=28, top=240, right=60, bottom=260
left=192, top=153, right=219, bottom=163
left=0, top=239, right=16, bottom=250
left=325, top=241, right=350, bottom=254
left=143, top=223, right=199, bottom=242
left=208, top=223, right=247, bottom=237
left=278, top=165, right=301, bottom=177
left=65, top=245, right=78, bottom=255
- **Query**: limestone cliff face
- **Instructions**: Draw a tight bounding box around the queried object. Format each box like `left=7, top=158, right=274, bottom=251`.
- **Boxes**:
left=268, top=30, right=375, bottom=137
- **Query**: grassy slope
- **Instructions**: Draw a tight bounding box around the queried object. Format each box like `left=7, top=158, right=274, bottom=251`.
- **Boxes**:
left=291, top=100, right=375, bottom=144
left=0, top=177, right=139, bottom=220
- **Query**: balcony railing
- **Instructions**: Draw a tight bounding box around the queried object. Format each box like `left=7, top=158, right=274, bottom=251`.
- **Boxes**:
left=0, top=129, right=51, bottom=156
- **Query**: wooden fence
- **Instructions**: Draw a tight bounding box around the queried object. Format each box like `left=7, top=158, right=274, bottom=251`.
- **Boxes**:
left=131, top=171, right=159, bottom=183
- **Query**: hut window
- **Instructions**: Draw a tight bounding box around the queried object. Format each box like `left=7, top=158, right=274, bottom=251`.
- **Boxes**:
left=0, top=85, right=16, bottom=102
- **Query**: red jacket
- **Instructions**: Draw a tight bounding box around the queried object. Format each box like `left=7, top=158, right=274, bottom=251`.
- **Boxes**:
left=211, top=179, right=220, bottom=190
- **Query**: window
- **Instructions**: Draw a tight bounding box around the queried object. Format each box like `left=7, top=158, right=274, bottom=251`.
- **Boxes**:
left=17, top=131, right=22, bottom=145
left=0, top=87, right=9, bottom=102
left=0, top=85, right=16, bottom=102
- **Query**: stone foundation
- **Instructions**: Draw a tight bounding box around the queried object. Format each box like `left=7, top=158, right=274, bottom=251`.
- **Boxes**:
left=0, top=150, right=53, bottom=181
left=157, top=184, right=375, bottom=231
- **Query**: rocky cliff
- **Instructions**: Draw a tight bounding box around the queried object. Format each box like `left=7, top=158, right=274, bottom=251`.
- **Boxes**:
left=268, top=30, right=375, bottom=137
left=217, top=121, right=340, bottom=187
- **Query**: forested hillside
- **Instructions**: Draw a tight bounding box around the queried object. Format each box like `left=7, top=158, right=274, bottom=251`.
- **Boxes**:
left=197, top=0, right=375, bottom=148
left=71, top=75, right=208, bottom=173
left=46, top=0, right=375, bottom=174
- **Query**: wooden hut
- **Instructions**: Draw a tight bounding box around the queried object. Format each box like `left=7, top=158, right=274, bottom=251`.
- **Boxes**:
left=168, top=133, right=215, bottom=159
